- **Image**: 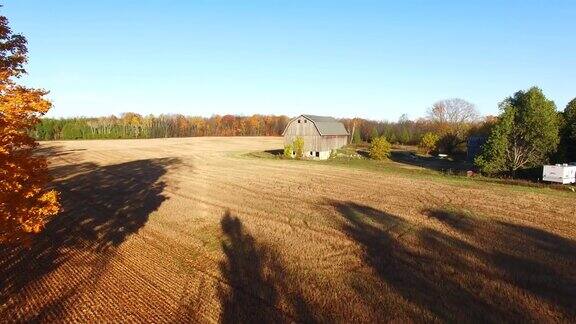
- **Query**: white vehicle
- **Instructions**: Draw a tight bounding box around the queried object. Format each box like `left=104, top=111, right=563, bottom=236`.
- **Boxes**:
left=543, top=164, right=576, bottom=184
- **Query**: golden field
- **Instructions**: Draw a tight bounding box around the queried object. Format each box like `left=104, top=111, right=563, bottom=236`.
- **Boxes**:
left=1, top=137, right=575, bottom=323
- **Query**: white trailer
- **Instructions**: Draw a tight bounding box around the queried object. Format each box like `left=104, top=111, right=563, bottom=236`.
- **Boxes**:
left=543, top=164, right=576, bottom=184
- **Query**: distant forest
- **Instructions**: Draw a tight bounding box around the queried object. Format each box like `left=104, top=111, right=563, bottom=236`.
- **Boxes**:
left=33, top=112, right=492, bottom=147
left=34, top=114, right=290, bottom=140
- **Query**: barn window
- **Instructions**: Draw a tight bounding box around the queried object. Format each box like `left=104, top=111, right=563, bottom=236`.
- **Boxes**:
left=304, top=120, right=307, bottom=123
left=298, top=120, right=301, bottom=123
left=310, top=151, right=313, bottom=156
left=316, top=152, right=320, bottom=157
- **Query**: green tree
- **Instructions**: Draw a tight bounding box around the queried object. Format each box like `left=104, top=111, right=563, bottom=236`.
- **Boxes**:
left=369, top=136, right=392, bottom=160
left=352, top=129, right=362, bottom=144
left=475, top=87, right=560, bottom=176
left=399, top=128, right=411, bottom=144
left=386, top=132, right=397, bottom=144
left=369, top=128, right=379, bottom=142
left=293, top=137, right=304, bottom=159
left=565, top=98, right=576, bottom=128
left=419, top=132, right=440, bottom=154
left=560, top=98, right=576, bottom=162
left=61, top=121, right=86, bottom=139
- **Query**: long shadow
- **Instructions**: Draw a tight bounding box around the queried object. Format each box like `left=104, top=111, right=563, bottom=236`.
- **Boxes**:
left=0, top=157, right=179, bottom=321
left=425, top=208, right=576, bottom=314
left=263, top=149, right=284, bottom=156
left=34, top=145, right=87, bottom=159
left=330, top=201, right=576, bottom=322
left=218, top=210, right=316, bottom=324
left=330, top=201, right=501, bottom=322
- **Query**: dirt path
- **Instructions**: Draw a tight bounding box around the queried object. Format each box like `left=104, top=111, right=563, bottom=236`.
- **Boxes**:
left=1, top=137, right=575, bottom=323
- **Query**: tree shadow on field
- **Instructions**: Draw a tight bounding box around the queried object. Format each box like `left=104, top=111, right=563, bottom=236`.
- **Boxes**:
left=218, top=210, right=316, bottom=324
left=263, top=149, right=284, bottom=156
left=425, top=209, right=576, bottom=314
left=329, top=200, right=576, bottom=322
left=0, top=157, right=180, bottom=321
left=35, top=145, right=87, bottom=158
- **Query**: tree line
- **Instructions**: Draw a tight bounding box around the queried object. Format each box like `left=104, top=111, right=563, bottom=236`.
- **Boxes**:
left=33, top=110, right=492, bottom=147
left=33, top=89, right=576, bottom=179
left=34, top=114, right=290, bottom=140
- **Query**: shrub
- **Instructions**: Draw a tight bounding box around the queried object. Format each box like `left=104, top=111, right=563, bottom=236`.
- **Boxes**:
left=369, top=136, right=391, bottom=160
left=283, top=144, right=293, bottom=159
left=419, top=132, right=440, bottom=154
left=293, top=137, right=305, bottom=159
left=329, top=149, right=338, bottom=159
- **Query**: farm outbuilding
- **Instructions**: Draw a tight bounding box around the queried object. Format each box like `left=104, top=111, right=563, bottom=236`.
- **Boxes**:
left=282, top=114, right=349, bottom=159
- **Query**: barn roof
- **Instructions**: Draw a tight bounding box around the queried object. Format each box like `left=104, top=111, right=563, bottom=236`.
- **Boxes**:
left=301, top=115, right=349, bottom=136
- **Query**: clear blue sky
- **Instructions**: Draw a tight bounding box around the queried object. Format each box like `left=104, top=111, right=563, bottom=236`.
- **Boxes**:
left=4, top=1, right=576, bottom=121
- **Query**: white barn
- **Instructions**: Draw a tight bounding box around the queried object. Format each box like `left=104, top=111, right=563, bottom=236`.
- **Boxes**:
left=282, top=115, right=349, bottom=159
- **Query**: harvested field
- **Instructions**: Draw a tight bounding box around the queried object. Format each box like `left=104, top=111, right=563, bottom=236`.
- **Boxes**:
left=1, top=136, right=576, bottom=323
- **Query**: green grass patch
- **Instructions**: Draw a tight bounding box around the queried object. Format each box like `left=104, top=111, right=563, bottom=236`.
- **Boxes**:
left=242, top=149, right=576, bottom=198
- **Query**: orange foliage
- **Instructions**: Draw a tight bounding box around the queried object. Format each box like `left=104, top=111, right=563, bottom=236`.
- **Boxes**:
left=0, top=14, right=59, bottom=243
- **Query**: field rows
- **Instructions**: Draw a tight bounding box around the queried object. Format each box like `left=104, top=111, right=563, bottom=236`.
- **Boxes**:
left=1, top=137, right=575, bottom=322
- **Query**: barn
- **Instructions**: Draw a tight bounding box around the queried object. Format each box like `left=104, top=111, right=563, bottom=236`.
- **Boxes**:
left=282, top=115, right=349, bottom=159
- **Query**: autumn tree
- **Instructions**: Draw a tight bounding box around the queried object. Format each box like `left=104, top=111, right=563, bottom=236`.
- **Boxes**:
left=427, top=98, right=479, bottom=155
left=293, top=137, right=305, bottom=159
left=369, top=136, right=392, bottom=160
left=0, top=14, right=59, bottom=242
left=419, top=132, right=440, bottom=155
left=475, top=87, right=560, bottom=177
left=120, top=112, right=144, bottom=138
left=427, top=98, right=479, bottom=136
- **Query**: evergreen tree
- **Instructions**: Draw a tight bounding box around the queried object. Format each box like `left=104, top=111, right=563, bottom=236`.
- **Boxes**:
left=352, top=129, right=362, bottom=144
left=369, top=127, right=379, bottom=142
